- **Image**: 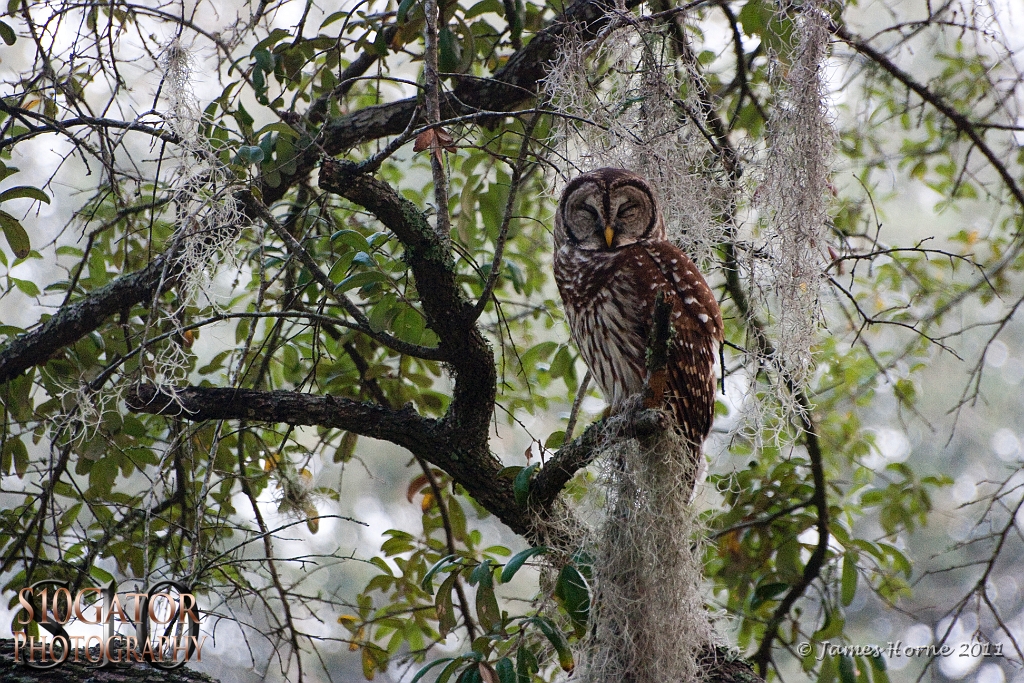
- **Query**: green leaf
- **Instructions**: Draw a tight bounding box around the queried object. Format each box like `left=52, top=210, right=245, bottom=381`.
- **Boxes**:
left=275, top=133, right=298, bottom=175
left=422, top=553, right=458, bottom=594
left=335, top=271, right=389, bottom=293
left=368, top=293, right=398, bottom=333
left=500, top=546, right=547, bottom=583
left=838, top=655, right=856, bottom=683
left=393, top=307, right=426, bottom=344
left=813, top=610, right=845, bottom=641
left=250, top=48, right=274, bottom=72
left=438, top=27, right=460, bottom=73
left=328, top=251, right=356, bottom=283
left=90, top=566, right=114, bottom=584
left=513, top=463, right=539, bottom=507
left=436, top=571, right=459, bottom=637
left=437, top=658, right=465, bottom=683
left=12, top=277, right=40, bottom=297
left=469, top=559, right=493, bottom=587
left=738, top=0, right=768, bottom=36
left=554, top=564, right=590, bottom=636
left=466, top=0, right=501, bottom=17
left=0, top=185, right=50, bottom=204
left=0, top=19, right=13, bottom=45
left=235, top=145, right=265, bottom=164
left=817, top=651, right=837, bottom=683
left=255, top=121, right=300, bottom=139
left=397, top=0, right=416, bottom=23
left=516, top=646, right=537, bottom=683
left=494, top=658, right=515, bottom=683
left=841, top=553, right=857, bottom=606
left=253, top=29, right=291, bottom=53
left=475, top=581, right=501, bottom=633
left=331, top=229, right=372, bottom=253
left=372, top=27, right=389, bottom=56
left=543, top=430, right=565, bottom=449
left=411, top=657, right=458, bottom=683
left=526, top=617, right=573, bottom=672
left=868, top=654, right=889, bottom=683
left=0, top=209, right=30, bottom=259
left=3, top=437, right=28, bottom=478
left=750, top=581, right=788, bottom=610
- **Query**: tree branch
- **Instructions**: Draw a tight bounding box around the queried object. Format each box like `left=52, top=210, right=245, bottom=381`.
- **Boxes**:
left=530, top=407, right=666, bottom=511
left=836, top=23, right=1024, bottom=210
left=263, top=0, right=641, bottom=204
left=0, top=250, right=178, bottom=385
left=126, top=385, right=438, bottom=451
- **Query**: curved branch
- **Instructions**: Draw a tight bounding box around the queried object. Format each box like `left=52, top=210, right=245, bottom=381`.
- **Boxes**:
left=530, top=407, right=666, bottom=510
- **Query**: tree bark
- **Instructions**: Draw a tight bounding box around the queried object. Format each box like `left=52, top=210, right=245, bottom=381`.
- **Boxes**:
left=0, top=639, right=216, bottom=683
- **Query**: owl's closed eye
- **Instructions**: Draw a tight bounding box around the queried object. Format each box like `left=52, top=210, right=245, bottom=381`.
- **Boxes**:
left=552, top=167, right=724, bottom=457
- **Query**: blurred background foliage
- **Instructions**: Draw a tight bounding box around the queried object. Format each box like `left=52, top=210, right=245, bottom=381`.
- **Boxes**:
left=0, top=0, right=1023, bottom=681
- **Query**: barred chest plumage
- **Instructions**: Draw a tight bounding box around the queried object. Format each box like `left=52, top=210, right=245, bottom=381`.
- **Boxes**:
left=554, top=244, right=656, bottom=412
left=552, top=168, right=723, bottom=450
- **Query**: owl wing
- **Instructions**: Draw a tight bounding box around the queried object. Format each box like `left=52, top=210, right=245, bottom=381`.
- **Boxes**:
left=641, top=242, right=723, bottom=447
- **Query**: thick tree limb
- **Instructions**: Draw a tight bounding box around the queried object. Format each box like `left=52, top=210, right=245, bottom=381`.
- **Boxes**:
left=0, top=0, right=633, bottom=388
left=530, top=408, right=666, bottom=510
left=126, top=385, right=439, bottom=453
left=0, top=252, right=177, bottom=385
left=319, top=161, right=497, bottom=438
left=317, top=161, right=526, bottom=532
left=262, top=0, right=639, bottom=204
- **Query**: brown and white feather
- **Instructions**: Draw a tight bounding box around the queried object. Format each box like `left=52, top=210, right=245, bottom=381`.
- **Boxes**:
left=553, top=168, right=723, bottom=451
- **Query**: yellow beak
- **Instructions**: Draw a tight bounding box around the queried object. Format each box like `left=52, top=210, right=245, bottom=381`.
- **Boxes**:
left=604, top=225, right=615, bottom=248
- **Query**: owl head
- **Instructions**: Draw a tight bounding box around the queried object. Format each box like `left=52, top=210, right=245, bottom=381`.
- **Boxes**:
left=554, top=168, right=666, bottom=251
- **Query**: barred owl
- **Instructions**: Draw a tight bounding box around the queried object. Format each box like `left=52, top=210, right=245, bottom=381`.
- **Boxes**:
left=553, top=168, right=723, bottom=449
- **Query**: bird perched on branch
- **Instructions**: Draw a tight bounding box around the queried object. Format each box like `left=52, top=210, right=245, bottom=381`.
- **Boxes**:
left=553, top=168, right=723, bottom=452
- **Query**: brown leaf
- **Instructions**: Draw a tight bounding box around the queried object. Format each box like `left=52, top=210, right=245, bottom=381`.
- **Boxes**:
left=407, top=473, right=431, bottom=502
left=478, top=663, right=499, bottom=683
left=413, top=127, right=436, bottom=153
left=828, top=245, right=844, bottom=275
left=413, top=126, right=457, bottom=165
left=435, top=126, right=456, bottom=153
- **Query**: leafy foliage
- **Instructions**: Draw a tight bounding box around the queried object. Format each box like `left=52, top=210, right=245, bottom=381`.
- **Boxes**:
left=1, top=0, right=1023, bottom=681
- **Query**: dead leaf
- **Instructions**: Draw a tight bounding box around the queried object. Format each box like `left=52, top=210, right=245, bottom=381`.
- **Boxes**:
left=413, top=127, right=436, bottom=153
left=407, top=473, right=431, bottom=502
left=413, top=126, right=457, bottom=164
left=479, top=662, right=499, bottom=683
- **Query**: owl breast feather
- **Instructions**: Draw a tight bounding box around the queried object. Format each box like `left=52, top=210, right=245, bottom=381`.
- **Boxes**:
left=554, top=246, right=654, bottom=413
